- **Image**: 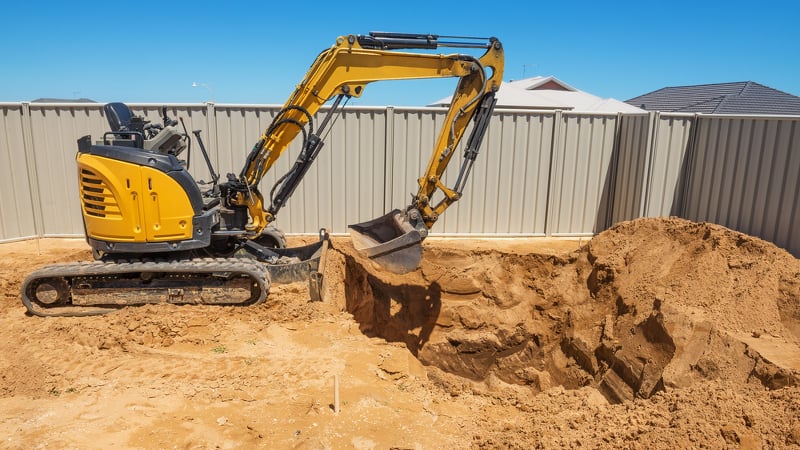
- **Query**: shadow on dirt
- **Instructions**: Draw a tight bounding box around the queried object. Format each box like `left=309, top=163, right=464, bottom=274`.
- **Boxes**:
left=344, top=254, right=441, bottom=356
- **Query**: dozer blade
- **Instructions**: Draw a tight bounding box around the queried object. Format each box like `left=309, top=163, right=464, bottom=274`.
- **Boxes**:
left=348, top=209, right=423, bottom=274
left=264, top=230, right=330, bottom=302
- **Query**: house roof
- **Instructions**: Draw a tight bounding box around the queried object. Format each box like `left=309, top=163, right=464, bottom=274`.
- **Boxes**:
left=625, top=82, right=800, bottom=115
left=31, top=98, right=97, bottom=103
left=430, top=76, right=644, bottom=113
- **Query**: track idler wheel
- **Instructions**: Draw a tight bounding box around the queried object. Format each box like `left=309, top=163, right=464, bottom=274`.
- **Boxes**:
left=29, top=278, right=70, bottom=306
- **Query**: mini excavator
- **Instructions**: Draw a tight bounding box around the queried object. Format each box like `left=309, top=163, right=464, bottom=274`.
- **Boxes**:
left=21, top=32, right=504, bottom=317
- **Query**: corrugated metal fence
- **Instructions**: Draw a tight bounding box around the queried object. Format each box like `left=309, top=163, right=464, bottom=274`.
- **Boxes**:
left=1, top=103, right=797, bottom=257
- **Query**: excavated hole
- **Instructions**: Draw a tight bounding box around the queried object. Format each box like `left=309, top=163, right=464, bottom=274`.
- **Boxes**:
left=341, top=247, right=681, bottom=404
left=340, top=237, right=800, bottom=404
left=778, top=273, right=800, bottom=341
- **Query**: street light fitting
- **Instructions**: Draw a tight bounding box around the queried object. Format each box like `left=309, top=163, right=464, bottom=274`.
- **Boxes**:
left=191, top=82, right=215, bottom=102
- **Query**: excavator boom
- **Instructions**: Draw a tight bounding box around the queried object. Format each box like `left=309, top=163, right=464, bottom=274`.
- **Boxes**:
left=238, top=32, right=504, bottom=273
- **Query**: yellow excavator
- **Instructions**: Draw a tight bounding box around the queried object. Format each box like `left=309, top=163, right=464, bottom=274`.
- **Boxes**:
left=21, top=32, right=504, bottom=317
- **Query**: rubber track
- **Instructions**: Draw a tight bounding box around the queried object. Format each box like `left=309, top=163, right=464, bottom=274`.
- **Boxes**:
left=21, top=258, right=270, bottom=317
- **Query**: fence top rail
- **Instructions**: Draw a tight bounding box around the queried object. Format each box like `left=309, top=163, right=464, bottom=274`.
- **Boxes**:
left=4, top=102, right=798, bottom=121
left=628, top=111, right=800, bottom=120
left=654, top=112, right=696, bottom=118
left=694, top=112, right=800, bottom=120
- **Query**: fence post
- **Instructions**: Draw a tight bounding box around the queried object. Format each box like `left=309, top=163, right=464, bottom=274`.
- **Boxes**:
left=544, top=110, right=563, bottom=237
left=20, top=102, right=44, bottom=239
left=676, top=113, right=701, bottom=217
left=383, top=106, right=395, bottom=214
left=639, top=111, right=660, bottom=218
left=204, top=102, right=219, bottom=171
left=601, top=112, right=624, bottom=231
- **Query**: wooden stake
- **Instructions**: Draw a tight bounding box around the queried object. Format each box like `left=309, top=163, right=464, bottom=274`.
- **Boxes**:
left=334, top=374, right=340, bottom=414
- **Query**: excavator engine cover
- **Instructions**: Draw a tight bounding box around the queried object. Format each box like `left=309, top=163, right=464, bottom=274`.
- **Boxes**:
left=348, top=209, right=423, bottom=274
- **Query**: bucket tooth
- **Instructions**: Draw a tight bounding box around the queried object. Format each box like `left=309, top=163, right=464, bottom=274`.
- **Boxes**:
left=348, top=209, right=424, bottom=274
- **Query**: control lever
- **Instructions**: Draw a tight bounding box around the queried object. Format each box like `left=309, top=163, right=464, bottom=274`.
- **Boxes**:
left=192, top=129, right=220, bottom=185
left=161, top=105, right=178, bottom=127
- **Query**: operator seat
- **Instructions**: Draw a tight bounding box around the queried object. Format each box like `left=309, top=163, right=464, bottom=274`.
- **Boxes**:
left=104, top=102, right=149, bottom=135
left=103, top=102, right=148, bottom=148
left=104, top=102, right=135, bottom=132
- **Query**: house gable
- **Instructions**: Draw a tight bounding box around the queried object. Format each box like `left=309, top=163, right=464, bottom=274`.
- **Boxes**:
left=431, top=76, right=642, bottom=113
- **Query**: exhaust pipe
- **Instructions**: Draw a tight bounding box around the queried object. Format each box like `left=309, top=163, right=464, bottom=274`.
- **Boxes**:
left=348, top=209, right=425, bottom=274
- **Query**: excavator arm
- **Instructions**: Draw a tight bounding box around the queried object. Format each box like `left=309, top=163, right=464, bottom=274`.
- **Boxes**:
left=227, top=32, right=504, bottom=272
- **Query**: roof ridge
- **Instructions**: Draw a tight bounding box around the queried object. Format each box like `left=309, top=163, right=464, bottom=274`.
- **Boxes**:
left=715, top=83, right=753, bottom=112
left=713, top=95, right=733, bottom=113
left=665, top=81, right=747, bottom=90
left=675, top=95, right=727, bottom=112
left=736, top=81, right=753, bottom=96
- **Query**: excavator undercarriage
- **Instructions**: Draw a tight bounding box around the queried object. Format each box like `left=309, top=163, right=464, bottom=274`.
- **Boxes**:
left=22, top=258, right=269, bottom=317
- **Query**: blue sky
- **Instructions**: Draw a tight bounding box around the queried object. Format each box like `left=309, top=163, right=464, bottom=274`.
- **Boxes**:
left=1, top=0, right=798, bottom=106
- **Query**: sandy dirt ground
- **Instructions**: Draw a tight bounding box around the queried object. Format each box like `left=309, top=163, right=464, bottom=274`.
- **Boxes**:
left=1, top=217, right=799, bottom=449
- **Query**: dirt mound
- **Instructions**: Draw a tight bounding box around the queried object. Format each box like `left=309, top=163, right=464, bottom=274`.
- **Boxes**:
left=344, top=217, right=800, bottom=403
left=1, top=217, right=799, bottom=448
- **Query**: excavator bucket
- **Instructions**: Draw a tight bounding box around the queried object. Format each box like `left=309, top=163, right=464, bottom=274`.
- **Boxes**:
left=348, top=209, right=423, bottom=274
